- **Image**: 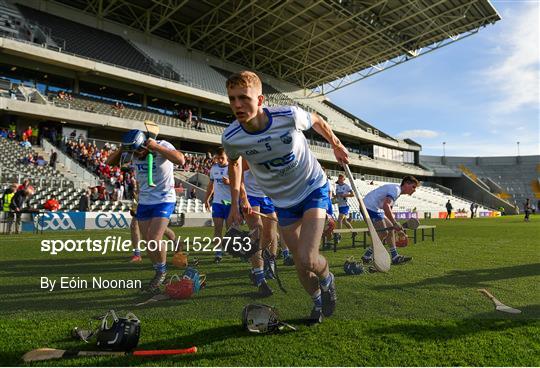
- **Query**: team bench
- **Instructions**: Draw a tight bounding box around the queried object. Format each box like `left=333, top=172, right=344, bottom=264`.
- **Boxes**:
left=330, top=225, right=437, bottom=252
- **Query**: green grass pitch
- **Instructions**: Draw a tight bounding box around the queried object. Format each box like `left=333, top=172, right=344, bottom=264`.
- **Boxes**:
left=0, top=216, right=538, bottom=366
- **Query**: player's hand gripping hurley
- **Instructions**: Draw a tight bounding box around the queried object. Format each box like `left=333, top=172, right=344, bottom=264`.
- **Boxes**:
left=144, top=120, right=159, bottom=187
left=342, top=164, right=391, bottom=272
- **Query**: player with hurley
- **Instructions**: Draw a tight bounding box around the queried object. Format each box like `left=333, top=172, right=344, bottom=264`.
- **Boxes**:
left=107, top=121, right=184, bottom=293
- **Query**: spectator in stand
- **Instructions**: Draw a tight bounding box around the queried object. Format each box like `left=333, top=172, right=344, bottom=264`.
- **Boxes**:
left=49, top=149, right=57, bottom=169
left=79, top=189, right=91, bottom=212
left=19, top=136, right=31, bottom=148
left=7, top=185, right=35, bottom=234
left=0, top=128, right=8, bottom=139
left=89, top=187, right=98, bottom=202
left=190, top=187, right=197, bottom=199
left=8, top=129, right=16, bottom=140
left=95, top=181, right=109, bottom=201
left=113, top=181, right=124, bottom=202
left=187, top=109, right=192, bottom=125
left=17, top=179, right=30, bottom=192
left=43, top=194, right=60, bottom=212
left=35, top=155, right=47, bottom=166
left=21, top=153, right=35, bottom=165
left=24, top=126, right=32, bottom=143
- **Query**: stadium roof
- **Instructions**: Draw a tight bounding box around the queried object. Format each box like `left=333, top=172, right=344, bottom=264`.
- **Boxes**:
left=50, top=0, right=501, bottom=93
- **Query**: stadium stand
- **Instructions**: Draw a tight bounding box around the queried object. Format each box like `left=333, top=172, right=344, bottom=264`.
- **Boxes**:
left=130, top=40, right=227, bottom=95
left=421, top=155, right=539, bottom=207
left=15, top=4, right=179, bottom=80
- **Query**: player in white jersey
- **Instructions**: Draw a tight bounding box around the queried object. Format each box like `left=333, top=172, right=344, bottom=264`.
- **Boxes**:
left=204, top=147, right=232, bottom=263
left=335, top=174, right=354, bottom=231
left=128, top=177, right=177, bottom=263
left=222, top=71, right=349, bottom=323
left=360, top=176, right=419, bottom=265
left=107, top=129, right=184, bottom=293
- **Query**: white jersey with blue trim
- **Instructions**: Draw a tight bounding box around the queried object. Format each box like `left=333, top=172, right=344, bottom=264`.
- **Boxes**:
left=210, top=163, right=231, bottom=204
left=222, top=106, right=326, bottom=208
left=335, top=182, right=352, bottom=207
left=243, top=169, right=266, bottom=198
left=364, top=184, right=401, bottom=213
left=133, top=140, right=176, bottom=205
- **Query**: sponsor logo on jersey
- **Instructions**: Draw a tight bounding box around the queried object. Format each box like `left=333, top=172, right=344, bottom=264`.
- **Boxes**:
left=280, top=132, right=292, bottom=144
left=245, top=149, right=259, bottom=155
left=257, top=152, right=296, bottom=170
left=257, top=136, right=272, bottom=143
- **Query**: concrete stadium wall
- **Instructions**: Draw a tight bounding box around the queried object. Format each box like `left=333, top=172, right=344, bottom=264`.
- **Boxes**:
left=442, top=174, right=518, bottom=215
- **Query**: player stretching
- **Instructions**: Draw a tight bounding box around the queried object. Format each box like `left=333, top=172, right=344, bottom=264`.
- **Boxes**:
left=241, top=161, right=278, bottom=297
left=223, top=71, right=349, bottom=323
left=360, top=176, right=419, bottom=265
left=204, top=147, right=232, bottom=263
left=128, top=177, right=177, bottom=262
left=107, top=130, right=184, bottom=293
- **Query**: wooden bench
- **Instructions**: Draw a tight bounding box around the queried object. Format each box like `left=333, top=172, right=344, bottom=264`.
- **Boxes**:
left=330, top=225, right=437, bottom=252
left=331, top=228, right=370, bottom=252
left=410, top=225, right=436, bottom=243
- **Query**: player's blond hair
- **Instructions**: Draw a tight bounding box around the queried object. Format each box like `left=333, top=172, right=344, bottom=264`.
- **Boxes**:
left=226, top=71, right=262, bottom=92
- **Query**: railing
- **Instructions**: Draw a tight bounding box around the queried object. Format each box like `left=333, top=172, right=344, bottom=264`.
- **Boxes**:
left=0, top=169, right=84, bottom=188
left=42, top=138, right=99, bottom=188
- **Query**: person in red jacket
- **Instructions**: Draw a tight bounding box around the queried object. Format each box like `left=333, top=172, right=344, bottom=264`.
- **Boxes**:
left=43, top=195, right=60, bottom=212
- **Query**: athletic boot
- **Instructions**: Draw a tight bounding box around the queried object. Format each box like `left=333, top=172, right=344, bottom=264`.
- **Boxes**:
left=361, top=255, right=372, bottom=264
left=129, top=255, right=142, bottom=263
left=263, top=252, right=276, bottom=280
left=283, top=256, right=295, bottom=266
left=142, top=271, right=167, bottom=294
left=214, top=255, right=222, bottom=264
left=308, top=307, right=323, bottom=324
left=321, top=273, right=337, bottom=317
left=249, top=270, right=257, bottom=286
left=392, top=255, right=412, bottom=265
left=257, top=280, right=273, bottom=298
left=322, top=242, right=332, bottom=251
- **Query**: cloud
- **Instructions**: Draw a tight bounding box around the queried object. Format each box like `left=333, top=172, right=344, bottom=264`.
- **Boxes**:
left=396, top=129, right=441, bottom=139
left=482, top=2, right=540, bottom=113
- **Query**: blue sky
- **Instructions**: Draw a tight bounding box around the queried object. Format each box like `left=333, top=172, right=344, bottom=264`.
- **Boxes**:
left=329, top=0, right=539, bottom=157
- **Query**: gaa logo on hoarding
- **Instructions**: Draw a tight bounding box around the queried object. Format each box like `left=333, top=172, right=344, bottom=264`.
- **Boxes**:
left=95, top=213, right=129, bottom=229
left=35, top=213, right=76, bottom=230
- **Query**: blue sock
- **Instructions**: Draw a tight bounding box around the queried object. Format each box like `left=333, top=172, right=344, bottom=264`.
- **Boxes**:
left=363, top=247, right=373, bottom=259
left=254, top=267, right=265, bottom=286
left=312, top=290, right=322, bottom=311
left=319, top=273, right=333, bottom=292
left=390, top=246, right=398, bottom=259
left=282, top=249, right=290, bottom=258
left=133, top=248, right=141, bottom=257
left=153, top=262, right=167, bottom=273
left=215, top=250, right=223, bottom=258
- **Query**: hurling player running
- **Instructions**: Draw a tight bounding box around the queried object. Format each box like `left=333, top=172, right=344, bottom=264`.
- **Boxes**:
left=107, top=130, right=184, bottom=293
left=360, top=176, right=419, bottom=265
left=222, top=71, right=349, bottom=323
left=204, top=147, right=232, bottom=263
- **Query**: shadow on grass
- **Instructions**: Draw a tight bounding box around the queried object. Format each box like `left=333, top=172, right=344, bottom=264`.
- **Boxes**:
left=368, top=305, right=540, bottom=340
left=373, top=263, right=540, bottom=290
